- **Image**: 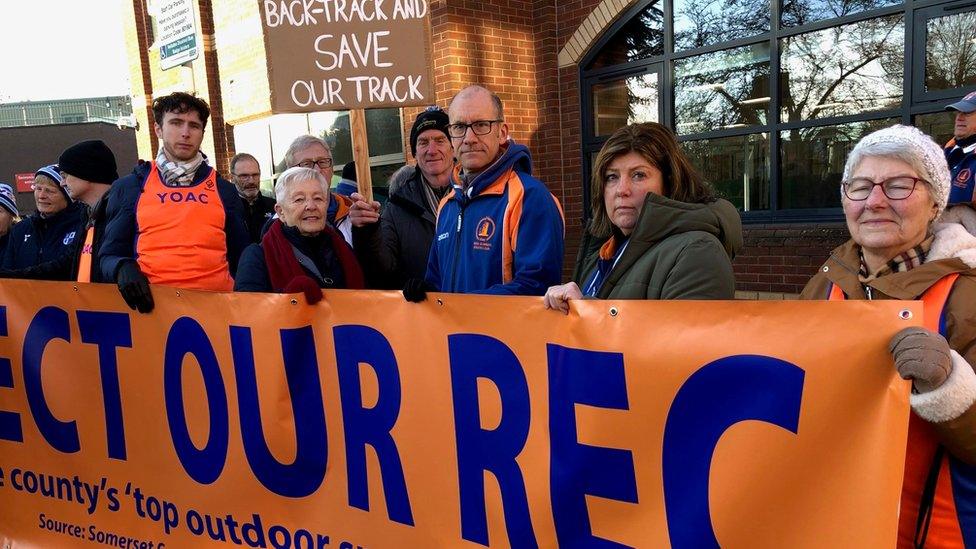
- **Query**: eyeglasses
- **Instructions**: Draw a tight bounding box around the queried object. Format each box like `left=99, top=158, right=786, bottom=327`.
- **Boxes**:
left=447, top=120, right=502, bottom=138
left=297, top=158, right=333, bottom=169
left=841, top=176, right=925, bottom=201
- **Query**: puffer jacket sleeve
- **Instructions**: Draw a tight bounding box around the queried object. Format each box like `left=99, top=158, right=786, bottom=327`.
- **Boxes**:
left=658, top=233, right=735, bottom=299
left=98, top=175, right=141, bottom=281
left=233, top=244, right=272, bottom=292
left=922, top=276, right=976, bottom=464
left=474, top=181, right=565, bottom=296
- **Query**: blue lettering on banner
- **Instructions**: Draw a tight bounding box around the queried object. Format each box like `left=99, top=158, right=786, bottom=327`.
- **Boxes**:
left=449, top=334, right=536, bottom=548
left=662, top=355, right=805, bottom=549
left=77, top=311, right=133, bottom=461
left=0, top=305, right=23, bottom=442
left=23, top=306, right=80, bottom=453
left=548, top=344, right=637, bottom=548
left=230, top=325, right=328, bottom=498
left=164, top=317, right=228, bottom=485
left=334, top=325, right=414, bottom=526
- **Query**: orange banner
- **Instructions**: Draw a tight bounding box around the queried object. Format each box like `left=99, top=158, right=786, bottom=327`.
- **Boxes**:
left=0, top=280, right=918, bottom=548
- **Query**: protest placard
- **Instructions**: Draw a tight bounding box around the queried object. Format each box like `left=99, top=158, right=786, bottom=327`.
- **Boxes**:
left=259, top=0, right=434, bottom=112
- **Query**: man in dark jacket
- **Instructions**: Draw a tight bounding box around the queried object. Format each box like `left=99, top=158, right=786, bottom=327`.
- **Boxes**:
left=350, top=107, right=454, bottom=288
left=231, top=152, right=275, bottom=243
left=100, top=92, right=248, bottom=313
left=1, top=165, right=84, bottom=275
left=0, top=140, right=119, bottom=282
left=945, top=91, right=976, bottom=204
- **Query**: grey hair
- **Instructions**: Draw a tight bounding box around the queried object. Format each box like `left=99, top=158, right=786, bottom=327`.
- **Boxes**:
left=274, top=167, right=329, bottom=204
left=283, top=135, right=331, bottom=168
left=843, top=125, right=951, bottom=215
left=229, top=152, right=258, bottom=174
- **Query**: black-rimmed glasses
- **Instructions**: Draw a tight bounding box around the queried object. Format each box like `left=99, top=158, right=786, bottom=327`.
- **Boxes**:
left=841, top=176, right=925, bottom=201
left=297, top=158, right=333, bottom=169
left=447, top=119, right=502, bottom=138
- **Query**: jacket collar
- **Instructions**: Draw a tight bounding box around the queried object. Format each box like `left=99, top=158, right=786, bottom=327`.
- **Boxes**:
left=824, top=236, right=973, bottom=300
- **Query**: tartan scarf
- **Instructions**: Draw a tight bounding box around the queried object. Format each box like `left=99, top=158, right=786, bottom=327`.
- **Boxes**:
left=155, top=149, right=206, bottom=186
left=858, top=235, right=934, bottom=283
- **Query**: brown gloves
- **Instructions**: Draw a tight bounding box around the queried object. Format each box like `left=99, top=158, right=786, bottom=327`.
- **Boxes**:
left=889, top=327, right=953, bottom=393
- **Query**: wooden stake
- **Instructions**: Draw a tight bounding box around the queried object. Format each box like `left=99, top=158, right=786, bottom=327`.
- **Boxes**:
left=349, top=109, right=373, bottom=202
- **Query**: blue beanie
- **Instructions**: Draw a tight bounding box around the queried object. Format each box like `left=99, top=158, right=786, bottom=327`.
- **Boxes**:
left=0, top=183, right=18, bottom=217
left=34, top=164, right=69, bottom=200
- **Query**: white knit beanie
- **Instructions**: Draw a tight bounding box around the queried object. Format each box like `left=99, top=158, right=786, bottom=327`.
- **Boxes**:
left=843, top=125, right=951, bottom=216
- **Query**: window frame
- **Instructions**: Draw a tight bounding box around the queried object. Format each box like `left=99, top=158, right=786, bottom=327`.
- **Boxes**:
left=911, top=1, right=976, bottom=103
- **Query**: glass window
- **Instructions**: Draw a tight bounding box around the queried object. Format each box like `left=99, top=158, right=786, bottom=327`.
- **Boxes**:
left=683, top=133, right=770, bottom=211
left=365, top=108, right=404, bottom=156
left=781, top=0, right=901, bottom=28
left=674, top=0, right=769, bottom=51
left=674, top=43, right=771, bottom=135
left=232, top=118, right=274, bottom=194
left=592, top=71, right=660, bottom=137
left=924, top=10, right=976, bottom=93
left=914, top=111, right=955, bottom=148
left=269, top=114, right=312, bottom=173
left=780, top=16, right=904, bottom=123
left=587, top=2, right=663, bottom=70
left=779, top=118, right=898, bottom=209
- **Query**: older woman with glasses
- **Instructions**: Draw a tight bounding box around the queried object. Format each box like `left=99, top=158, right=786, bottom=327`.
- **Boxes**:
left=234, top=167, right=364, bottom=303
left=283, top=135, right=356, bottom=245
left=1, top=165, right=83, bottom=274
left=800, top=125, right=976, bottom=547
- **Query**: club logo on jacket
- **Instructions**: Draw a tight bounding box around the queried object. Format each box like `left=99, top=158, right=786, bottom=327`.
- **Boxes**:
left=206, top=180, right=215, bottom=191
left=474, top=217, right=495, bottom=251
left=63, top=231, right=76, bottom=245
left=956, top=169, right=971, bottom=188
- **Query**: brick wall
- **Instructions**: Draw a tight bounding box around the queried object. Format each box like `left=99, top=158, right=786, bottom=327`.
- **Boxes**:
left=123, top=0, right=230, bottom=170
left=733, top=224, right=850, bottom=298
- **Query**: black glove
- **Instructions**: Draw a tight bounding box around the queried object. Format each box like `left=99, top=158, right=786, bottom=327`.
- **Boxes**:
left=403, top=278, right=435, bottom=303
left=116, top=259, right=155, bottom=313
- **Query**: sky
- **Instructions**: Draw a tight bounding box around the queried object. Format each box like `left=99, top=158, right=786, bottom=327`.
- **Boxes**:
left=0, top=0, right=131, bottom=103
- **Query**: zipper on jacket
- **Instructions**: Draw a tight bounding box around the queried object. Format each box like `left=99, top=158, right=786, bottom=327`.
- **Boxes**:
left=450, top=208, right=464, bottom=292
left=865, top=285, right=873, bottom=300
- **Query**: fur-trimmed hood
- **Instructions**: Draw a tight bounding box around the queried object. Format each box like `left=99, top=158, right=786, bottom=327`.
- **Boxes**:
left=930, top=204, right=976, bottom=268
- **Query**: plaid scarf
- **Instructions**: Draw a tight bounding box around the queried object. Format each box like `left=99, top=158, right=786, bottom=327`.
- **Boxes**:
left=155, top=149, right=206, bottom=186
left=858, top=236, right=934, bottom=283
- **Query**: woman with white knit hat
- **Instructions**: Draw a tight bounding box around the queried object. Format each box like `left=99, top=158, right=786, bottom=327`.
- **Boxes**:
left=802, top=124, right=976, bottom=548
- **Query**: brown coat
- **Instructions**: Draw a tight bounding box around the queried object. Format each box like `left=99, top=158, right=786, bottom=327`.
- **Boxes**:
left=800, top=223, right=976, bottom=463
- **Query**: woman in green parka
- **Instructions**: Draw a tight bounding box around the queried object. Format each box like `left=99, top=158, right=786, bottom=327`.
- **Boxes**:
left=544, top=123, right=742, bottom=313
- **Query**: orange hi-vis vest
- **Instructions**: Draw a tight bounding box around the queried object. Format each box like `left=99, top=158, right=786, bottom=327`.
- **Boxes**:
left=135, top=163, right=233, bottom=291
left=830, top=274, right=973, bottom=548
left=76, top=225, right=95, bottom=283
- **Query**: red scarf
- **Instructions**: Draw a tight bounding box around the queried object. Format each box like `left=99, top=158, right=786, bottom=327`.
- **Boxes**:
left=261, top=219, right=364, bottom=304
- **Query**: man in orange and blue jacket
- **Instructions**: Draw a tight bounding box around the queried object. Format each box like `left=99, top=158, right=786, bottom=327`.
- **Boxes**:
left=404, top=85, right=564, bottom=300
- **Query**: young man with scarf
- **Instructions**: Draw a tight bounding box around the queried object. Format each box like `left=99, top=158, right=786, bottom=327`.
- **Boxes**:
left=100, top=92, right=248, bottom=313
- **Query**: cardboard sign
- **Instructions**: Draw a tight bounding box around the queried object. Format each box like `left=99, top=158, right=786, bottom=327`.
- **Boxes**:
left=0, top=281, right=916, bottom=547
left=259, top=0, right=435, bottom=111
